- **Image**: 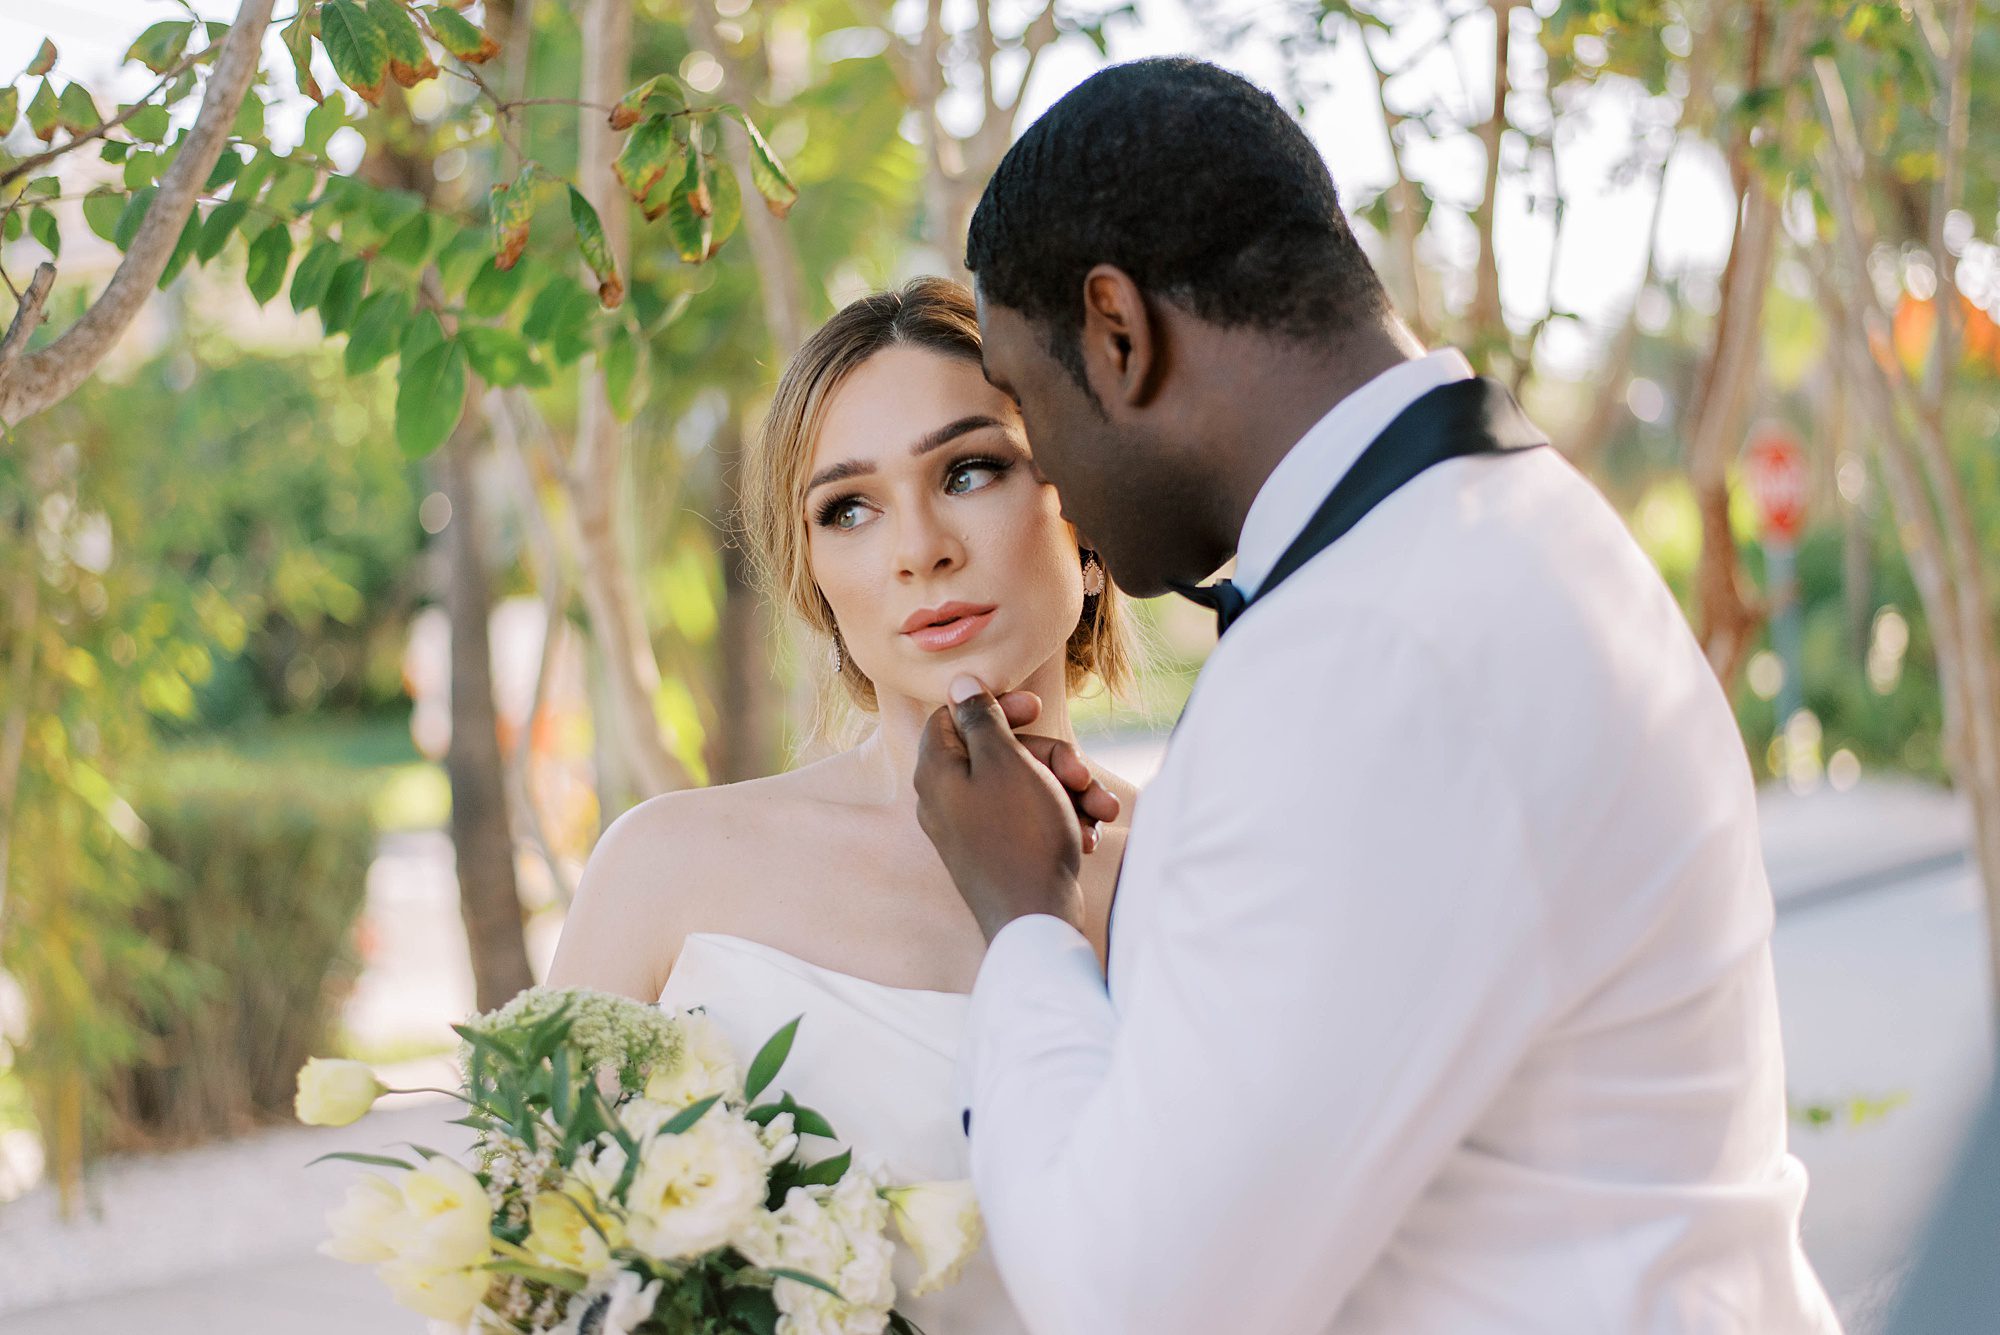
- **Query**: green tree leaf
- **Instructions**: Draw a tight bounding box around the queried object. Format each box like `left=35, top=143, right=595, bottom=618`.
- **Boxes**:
left=320, top=0, right=388, bottom=106
left=609, top=74, right=684, bottom=131
left=319, top=257, right=369, bottom=334
left=707, top=158, right=742, bottom=258
left=244, top=223, right=293, bottom=305
left=156, top=213, right=199, bottom=288
left=396, top=338, right=467, bottom=458
left=565, top=185, right=622, bottom=308
left=464, top=257, right=524, bottom=318
left=613, top=115, right=676, bottom=203
left=27, top=40, right=56, bottom=78
left=421, top=6, right=499, bottom=63
left=125, top=21, right=193, bottom=75
left=400, top=308, right=445, bottom=363
left=460, top=325, right=545, bottom=388
left=125, top=102, right=170, bottom=143
left=28, top=206, right=59, bottom=258
left=204, top=148, right=244, bottom=191
left=490, top=160, right=540, bottom=270
left=0, top=87, right=18, bottom=137
left=113, top=186, right=156, bottom=251
left=344, top=288, right=410, bottom=374
left=368, top=0, right=438, bottom=87
left=289, top=239, right=343, bottom=313
left=732, top=111, right=797, bottom=219
left=283, top=11, right=324, bottom=103
left=602, top=327, right=643, bottom=419
left=195, top=198, right=249, bottom=262
left=231, top=90, right=264, bottom=139
left=379, top=212, right=433, bottom=268
left=661, top=169, right=712, bottom=265
left=25, top=79, right=57, bottom=142
left=55, top=82, right=98, bottom=133
left=82, top=188, right=125, bottom=242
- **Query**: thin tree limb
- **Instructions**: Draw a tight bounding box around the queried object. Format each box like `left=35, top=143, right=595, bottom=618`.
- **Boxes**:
left=0, top=263, right=56, bottom=377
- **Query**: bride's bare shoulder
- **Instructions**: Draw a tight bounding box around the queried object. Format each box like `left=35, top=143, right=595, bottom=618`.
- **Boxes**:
left=544, top=760, right=849, bottom=999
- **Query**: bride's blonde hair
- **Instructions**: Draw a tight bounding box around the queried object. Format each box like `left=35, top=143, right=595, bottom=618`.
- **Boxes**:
left=742, top=277, right=1134, bottom=714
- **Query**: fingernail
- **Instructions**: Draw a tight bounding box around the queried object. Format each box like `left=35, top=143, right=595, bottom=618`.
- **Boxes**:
left=949, top=675, right=983, bottom=704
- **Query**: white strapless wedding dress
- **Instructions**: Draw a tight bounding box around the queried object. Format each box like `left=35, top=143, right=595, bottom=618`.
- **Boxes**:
left=656, top=932, right=1027, bottom=1335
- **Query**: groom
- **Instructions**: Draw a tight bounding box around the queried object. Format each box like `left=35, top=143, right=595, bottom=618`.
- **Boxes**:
left=913, top=58, right=1841, bottom=1334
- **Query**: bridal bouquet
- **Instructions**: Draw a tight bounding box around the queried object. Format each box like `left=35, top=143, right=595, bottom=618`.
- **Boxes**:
left=294, top=987, right=980, bottom=1335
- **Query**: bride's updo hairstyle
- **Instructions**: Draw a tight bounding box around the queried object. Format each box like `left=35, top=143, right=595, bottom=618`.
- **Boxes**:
left=743, top=277, right=1134, bottom=713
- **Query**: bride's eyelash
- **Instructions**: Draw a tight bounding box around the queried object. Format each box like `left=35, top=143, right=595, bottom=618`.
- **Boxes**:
left=813, top=454, right=1016, bottom=530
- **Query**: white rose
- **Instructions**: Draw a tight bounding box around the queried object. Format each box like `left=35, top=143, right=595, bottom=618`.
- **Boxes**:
left=622, top=1108, right=770, bottom=1261
left=322, top=1173, right=408, bottom=1264
left=294, top=1057, right=387, bottom=1126
left=883, top=1181, right=982, bottom=1296
left=645, top=1010, right=742, bottom=1108
left=398, top=1156, right=495, bottom=1274
left=550, top=1267, right=662, bottom=1335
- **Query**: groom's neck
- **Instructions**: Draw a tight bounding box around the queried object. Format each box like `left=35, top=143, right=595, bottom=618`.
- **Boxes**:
left=1194, top=315, right=1428, bottom=563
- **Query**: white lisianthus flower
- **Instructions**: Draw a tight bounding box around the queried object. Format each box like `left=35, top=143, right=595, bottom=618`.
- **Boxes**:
left=758, top=1111, right=799, bottom=1166
left=380, top=1257, right=492, bottom=1324
left=294, top=1057, right=387, bottom=1126
left=883, top=1181, right=982, bottom=1296
left=397, top=1156, right=496, bottom=1274
left=322, top=1173, right=408, bottom=1264
left=735, top=1160, right=896, bottom=1335
left=615, top=1096, right=679, bottom=1141
left=549, top=1267, right=663, bottom=1335
left=622, top=1108, right=770, bottom=1261
left=644, top=1009, right=742, bottom=1108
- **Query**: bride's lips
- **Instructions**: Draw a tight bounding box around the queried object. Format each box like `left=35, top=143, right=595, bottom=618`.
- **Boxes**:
left=901, top=602, right=999, bottom=652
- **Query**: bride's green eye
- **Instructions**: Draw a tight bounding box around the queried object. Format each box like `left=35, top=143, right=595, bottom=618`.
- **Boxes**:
left=945, top=459, right=1007, bottom=496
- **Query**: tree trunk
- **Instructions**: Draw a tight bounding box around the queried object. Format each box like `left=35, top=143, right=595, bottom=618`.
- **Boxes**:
left=439, top=404, right=536, bottom=1012
left=1467, top=0, right=1516, bottom=363
left=711, top=415, right=781, bottom=783
left=572, top=0, right=689, bottom=803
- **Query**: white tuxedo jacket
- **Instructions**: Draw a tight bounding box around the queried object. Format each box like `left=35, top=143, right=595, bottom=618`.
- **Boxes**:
left=957, top=351, right=1842, bottom=1334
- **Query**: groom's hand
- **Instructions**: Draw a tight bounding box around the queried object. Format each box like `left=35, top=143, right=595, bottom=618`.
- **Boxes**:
left=916, top=676, right=1114, bottom=942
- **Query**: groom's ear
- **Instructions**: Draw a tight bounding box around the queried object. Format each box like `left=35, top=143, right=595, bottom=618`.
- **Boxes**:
left=1080, top=265, right=1162, bottom=411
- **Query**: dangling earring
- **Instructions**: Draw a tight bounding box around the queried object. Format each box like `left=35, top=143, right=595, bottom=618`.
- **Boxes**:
left=828, top=634, right=844, bottom=674
left=1081, top=551, right=1106, bottom=598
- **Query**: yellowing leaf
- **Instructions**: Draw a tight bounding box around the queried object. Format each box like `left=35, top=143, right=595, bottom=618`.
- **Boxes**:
left=320, top=0, right=389, bottom=105
left=368, top=0, right=438, bottom=87
left=566, top=185, right=622, bottom=309
left=422, top=7, right=498, bottom=64
left=27, top=39, right=56, bottom=78
left=613, top=115, right=676, bottom=203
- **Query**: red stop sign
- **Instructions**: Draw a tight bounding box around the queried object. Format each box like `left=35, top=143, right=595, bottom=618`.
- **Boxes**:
left=1745, top=423, right=1807, bottom=543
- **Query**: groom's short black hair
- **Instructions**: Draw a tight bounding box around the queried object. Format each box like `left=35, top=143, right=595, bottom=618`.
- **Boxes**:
left=965, top=58, right=1390, bottom=385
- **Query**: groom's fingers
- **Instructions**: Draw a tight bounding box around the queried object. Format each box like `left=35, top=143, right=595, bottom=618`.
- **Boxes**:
left=998, top=690, right=1043, bottom=730
left=918, top=699, right=971, bottom=775
left=949, top=675, right=1020, bottom=767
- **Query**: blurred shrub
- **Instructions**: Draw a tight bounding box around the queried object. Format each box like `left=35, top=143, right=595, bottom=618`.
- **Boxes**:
left=100, top=751, right=376, bottom=1148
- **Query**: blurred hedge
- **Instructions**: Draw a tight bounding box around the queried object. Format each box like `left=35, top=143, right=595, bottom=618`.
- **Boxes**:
left=102, top=751, right=376, bottom=1147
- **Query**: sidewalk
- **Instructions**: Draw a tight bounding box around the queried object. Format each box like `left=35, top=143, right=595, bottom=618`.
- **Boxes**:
left=1, top=770, right=1989, bottom=1332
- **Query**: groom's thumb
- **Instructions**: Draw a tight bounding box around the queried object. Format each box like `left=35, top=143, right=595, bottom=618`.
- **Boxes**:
left=949, top=675, right=1009, bottom=762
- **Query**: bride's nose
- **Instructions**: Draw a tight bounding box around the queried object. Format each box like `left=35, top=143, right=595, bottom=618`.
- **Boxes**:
left=893, top=500, right=966, bottom=581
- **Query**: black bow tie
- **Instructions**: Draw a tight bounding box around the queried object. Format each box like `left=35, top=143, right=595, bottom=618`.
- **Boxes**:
left=1168, top=577, right=1248, bottom=636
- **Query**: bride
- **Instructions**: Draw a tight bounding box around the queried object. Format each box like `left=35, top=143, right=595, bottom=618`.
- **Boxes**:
left=546, top=277, right=1139, bottom=1332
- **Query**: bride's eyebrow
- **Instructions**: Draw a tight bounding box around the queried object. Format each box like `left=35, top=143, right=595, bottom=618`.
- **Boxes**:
left=805, top=415, right=1009, bottom=492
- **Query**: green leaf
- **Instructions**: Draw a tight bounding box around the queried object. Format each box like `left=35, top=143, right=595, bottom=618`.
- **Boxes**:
left=464, top=257, right=524, bottom=318
left=113, top=186, right=156, bottom=251
left=204, top=148, right=244, bottom=190
left=460, top=325, right=544, bottom=388
left=609, top=73, right=684, bottom=130
left=523, top=278, right=596, bottom=344
left=613, top=115, right=676, bottom=203
left=157, top=213, right=199, bottom=288
left=421, top=6, right=499, bottom=63
left=123, top=148, right=158, bottom=191
left=397, top=338, right=466, bottom=458
left=125, top=102, right=170, bottom=143
left=196, top=199, right=249, bottom=262
left=707, top=158, right=743, bottom=257
left=793, top=1149, right=851, bottom=1188
left=767, top=1268, right=844, bottom=1298
left=483, top=1260, right=588, bottom=1291
left=368, top=0, right=438, bottom=85
left=490, top=160, right=540, bottom=270
left=321, top=0, right=389, bottom=105
left=82, top=188, right=125, bottom=242
left=743, top=1018, right=799, bottom=1104
left=283, top=11, right=324, bottom=103
left=1, top=212, right=17, bottom=245
left=27, top=40, right=56, bottom=79
left=602, top=328, right=641, bottom=420
left=306, top=1150, right=414, bottom=1171
left=565, top=185, right=622, bottom=309
left=231, top=91, right=265, bottom=139
left=733, top=111, right=797, bottom=219
left=289, top=238, right=343, bottom=313
left=661, top=1094, right=723, bottom=1136
left=99, top=139, right=130, bottom=163
left=244, top=223, right=293, bottom=305
left=379, top=212, right=433, bottom=268
left=22, top=176, right=58, bottom=199
left=26, top=80, right=57, bottom=142
left=0, top=87, right=18, bottom=136
left=400, top=308, right=445, bottom=362
left=126, top=20, right=193, bottom=75
left=661, top=173, right=712, bottom=265
left=55, top=82, right=97, bottom=133
left=319, top=257, right=369, bottom=333
left=28, top=207, right=59, bottom=258
left=746, top=1095, right=835, bottom=1141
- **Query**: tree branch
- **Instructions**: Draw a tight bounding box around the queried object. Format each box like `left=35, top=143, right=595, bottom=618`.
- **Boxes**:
left=0, top=0, right=277, bottom=427
left=0, top=49, right=206, bottom=192
left=0, top=263, right=56, bottom=378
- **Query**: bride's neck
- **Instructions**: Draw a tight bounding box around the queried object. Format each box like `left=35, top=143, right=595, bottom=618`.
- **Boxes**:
left=856, top=654, right=1078, bottom=806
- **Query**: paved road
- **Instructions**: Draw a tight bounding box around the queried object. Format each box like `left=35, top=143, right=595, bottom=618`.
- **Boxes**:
left=5, top=771, right=1989, bottom=1333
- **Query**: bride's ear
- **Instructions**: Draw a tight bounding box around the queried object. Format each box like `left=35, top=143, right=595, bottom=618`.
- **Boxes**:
left=1080, top=265, right=1160, bottom=411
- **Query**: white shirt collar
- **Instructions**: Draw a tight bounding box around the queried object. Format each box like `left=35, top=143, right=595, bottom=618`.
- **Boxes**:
left=1232, top=347, right=1476, bottom=599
